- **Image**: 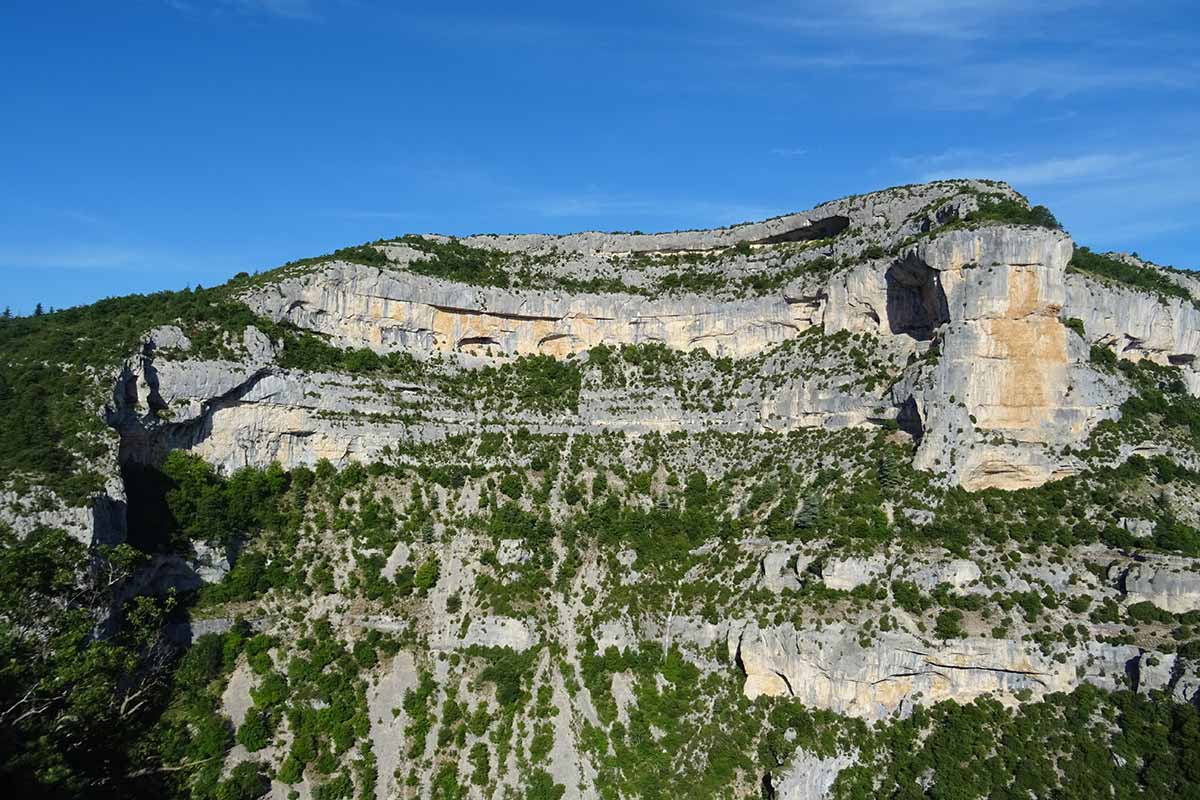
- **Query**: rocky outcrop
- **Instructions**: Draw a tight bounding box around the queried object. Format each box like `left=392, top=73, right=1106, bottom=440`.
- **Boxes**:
left=820, top=555, right=886, bottom=591
left=222, top=216, right=1142, bottom=493
left=769, top=749, right=858, bottom=800
left=428, top=615, right=535, bottom=652
left=1065, top=272, right=1200, bottom=390
left=906, top=558, right=982, bottom=592
left=1123, top=555, right=1200, bottom=613
left=731, top=621, right=1137, bottom=720
left=0, top=482, right=126, bottom=546
left=760, top=545, right=807, bottom=593
left=453, top=179, right=1019, bottom=256
left=245, top=263, right=819, bottom=360
left=901, top=227, right=1124, bottom=490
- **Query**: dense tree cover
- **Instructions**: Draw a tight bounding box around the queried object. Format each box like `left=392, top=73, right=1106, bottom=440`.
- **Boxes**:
left=573, top=472, right=735, bottom=566
left=0, top=285, right=286, bottom=502
left=811, top=448, right=1200, bottom=558
left=275, top=329, right=423, bottom=375
left=1068, top=246, right=1195, bottom=305
left=124, top=452, right=292, bottom=552
left=1088, top=359, right=1200, bottom=466
left=0, top=450, right=317, bottom=798
left=472, top=645, right=538, bottom=709
left=0, top=527, right=177, bottom=798
left=963, top=196, right=1061, bottom=229
left=833, top=686, right=1200, bottom=799
left=398, top=235, right=516, bottom=287
left=8, top=431, right=1200, bottom=799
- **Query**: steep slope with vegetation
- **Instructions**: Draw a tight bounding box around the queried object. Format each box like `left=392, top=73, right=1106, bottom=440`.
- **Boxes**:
left=2, top=180, right=1200, bottom=800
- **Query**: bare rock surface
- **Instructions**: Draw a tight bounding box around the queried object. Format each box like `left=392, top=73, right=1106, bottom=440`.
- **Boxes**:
left=1123, top=555, right=1200, bottom=613
left=731, top=620, right=1138, bottom=720
left=772, top=749, right=859, bottom=800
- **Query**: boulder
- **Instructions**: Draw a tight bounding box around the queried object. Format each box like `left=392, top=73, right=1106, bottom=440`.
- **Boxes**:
left=821, top=555, right=886, bottom=591
left=1119, top=517, right=1155, bottom=538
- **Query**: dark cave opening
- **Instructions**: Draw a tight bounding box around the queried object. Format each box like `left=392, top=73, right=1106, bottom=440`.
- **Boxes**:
left=896, top=396, right=925, bottom=441
left=751, top=215, right=850, bottom=246
left=120, top=461, right=182, bottom=554
left=885, top=255, right=949, bottom=341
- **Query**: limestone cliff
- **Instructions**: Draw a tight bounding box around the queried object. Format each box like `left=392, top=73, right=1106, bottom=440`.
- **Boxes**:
left=107, top=183, right=1193, bottom=496
left=10, top=180, right=1199, bottom=550
left=897, top=227, right=1126, bottom=489
left=4, top=178, right=1200, bottom=800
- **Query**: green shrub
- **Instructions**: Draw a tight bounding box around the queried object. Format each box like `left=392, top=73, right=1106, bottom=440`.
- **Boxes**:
left=935, top=609, right=966, bottom=639
left=236, top=708, right=274, bottom=752
left=215, top=761, right=271, bottom=800
left=1127, top=601, right=1175, bottom=625
left=1063, top=317, right=1086, bottom=338
left=891, top=580, right=927, bottom=614
left=414, top=556, right=440, bottom=592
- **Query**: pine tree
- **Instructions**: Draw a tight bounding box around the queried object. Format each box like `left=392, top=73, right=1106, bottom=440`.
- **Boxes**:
left=1, top=306, right=11, bottom=320
left=794, top=487, right=821, bottom=530
left=878, top=453, right=903, bottom=492
left=33, top=302, right=44, bottom=316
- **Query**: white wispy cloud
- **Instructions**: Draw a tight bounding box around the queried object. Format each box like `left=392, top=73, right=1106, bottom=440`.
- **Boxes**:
left=738, top=0, right=1092, bottom=40
left=0, top=246, right=145, bottom=270
left=242, top=0, right=321, bottom=20
left=905, top=59, right=1198, bottom=106
left=756, top=51, right=907, bottom=70
left=1086, top=217, right=1198, bottom=243
left=907, top=147, right=1200, bottom=190
left=735, top=2, right=1197, bottom=108
left=770, top=147, right=808, bottom=158
left=759, top=48, right=1195, bottom=106
left=57, top=209, right=106, bottom=227
left=167, top=0, right=323, bottom=21
left=916, top=152, right=1138, bottom=186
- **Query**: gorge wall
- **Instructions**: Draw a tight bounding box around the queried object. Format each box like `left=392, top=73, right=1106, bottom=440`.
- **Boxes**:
left=5, top=179, right=1200, bottom=800
left=105, top=187, right=1199, bottom=496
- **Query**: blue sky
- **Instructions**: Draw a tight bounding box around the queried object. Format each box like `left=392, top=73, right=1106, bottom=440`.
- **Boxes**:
left=2, top=1, right=1197, bottom=314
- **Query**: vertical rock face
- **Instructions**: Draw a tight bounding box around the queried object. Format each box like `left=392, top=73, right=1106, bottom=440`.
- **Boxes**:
left=904, top=228, right=1121, bottom=490
left=1122, top=556, right=1200, bottom=614
left=1064, top=272, right=1200, bottom=391
left=769, top=749, right=858, bottom=800
left=246, top=265, right=820, bottom=360
left=934, top=229, right=1071, bottom=433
